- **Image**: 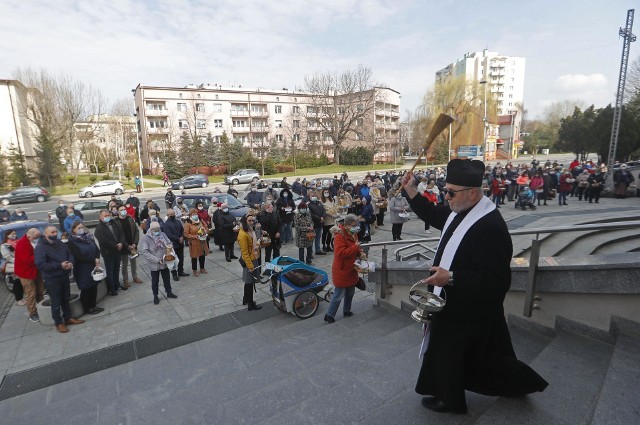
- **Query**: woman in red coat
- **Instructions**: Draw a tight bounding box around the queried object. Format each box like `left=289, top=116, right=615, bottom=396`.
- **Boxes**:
left=324, top=214, right=363, bottom=323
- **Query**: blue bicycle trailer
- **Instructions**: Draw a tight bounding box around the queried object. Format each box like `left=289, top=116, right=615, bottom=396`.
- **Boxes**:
left=265, top=256, right=332, bottom=319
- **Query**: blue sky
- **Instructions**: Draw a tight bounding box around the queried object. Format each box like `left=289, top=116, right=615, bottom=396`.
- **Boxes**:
left=0, top=0, right=636, bottom=119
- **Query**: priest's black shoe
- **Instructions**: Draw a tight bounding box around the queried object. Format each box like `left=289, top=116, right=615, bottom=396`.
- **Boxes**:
left=230, top=255, right=239, bottom=259
left=153, top=297, right=160, bottom=305
left=421, top=397, right=467, bottom=414
left=172, top=272, right=179, bottom=281
left=343, top=312, right=354, bottom=318
left=167, top=293, right=178, bottom=299
left=248, top=302, right=262, bottom=311
left=179, top=272, right=190, bottom=277
left=324, top=314, right=335, bottom=324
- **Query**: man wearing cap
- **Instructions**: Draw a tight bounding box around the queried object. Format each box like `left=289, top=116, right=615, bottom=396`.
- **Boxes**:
left=402, top=159, right=547, bottom=414
left=162, top=208, right=189, bottom=280
left=164, top=188, right=176, bottom=211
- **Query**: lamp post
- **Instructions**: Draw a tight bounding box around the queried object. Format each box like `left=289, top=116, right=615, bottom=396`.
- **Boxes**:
left=448, top=106, right=453, bottom=161
left=479, top=80, right=488, bottom=161
left=509, top=110, right=518, bottom=159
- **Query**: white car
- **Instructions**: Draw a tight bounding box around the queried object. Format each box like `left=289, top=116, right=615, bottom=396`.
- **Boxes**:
left=78, top=180, right=125, bottom=198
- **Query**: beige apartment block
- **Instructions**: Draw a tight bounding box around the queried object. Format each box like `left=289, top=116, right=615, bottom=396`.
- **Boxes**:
left=132, top=83, right=400, bottom=170
left=0, top=79, right=37, bottom=168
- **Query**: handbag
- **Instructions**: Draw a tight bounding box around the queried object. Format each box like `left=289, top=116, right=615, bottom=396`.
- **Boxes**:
left=578, top=181, right=589, bottom=188
left=238, top=257, right=246, bottom=268
left=306, top=230, right=316, bottom=240
left=355, top=277, right=366, bottom=291
left=591, top=182, right=601, bottom=188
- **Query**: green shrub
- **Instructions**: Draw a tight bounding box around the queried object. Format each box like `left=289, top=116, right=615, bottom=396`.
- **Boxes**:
left=102, top=174, right=111, bottom=180
left=340, top=147, right=373, bottom=165
left=276, top=164, right=295, bottom=173
left=89, top=175, right=97, bottom=183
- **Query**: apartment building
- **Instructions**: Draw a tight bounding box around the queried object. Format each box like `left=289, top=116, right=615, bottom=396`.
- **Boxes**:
left=73, top=114, right=137, bottom=170
left=436, top=50, right=525, bottom=159
left=132, top=83, right=400, bottom=170
left=0, top=79, right=37, bottom=168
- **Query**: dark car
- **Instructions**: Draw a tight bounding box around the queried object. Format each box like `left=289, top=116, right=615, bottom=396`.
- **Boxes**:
left=0, top=186, right=50, bottom=206
left=0, top=220, right=49, bottom=292
left=174, top=193, right=248, bottom=218
left=171, top=174, right=209, bottom=190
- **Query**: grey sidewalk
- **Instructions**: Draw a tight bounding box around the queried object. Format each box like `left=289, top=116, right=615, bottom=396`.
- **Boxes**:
left=0, top=193, right=639, bottom=388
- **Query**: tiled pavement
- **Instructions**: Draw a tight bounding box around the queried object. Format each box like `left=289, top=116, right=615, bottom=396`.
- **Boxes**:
left=0, top=194, right=639, bottom=387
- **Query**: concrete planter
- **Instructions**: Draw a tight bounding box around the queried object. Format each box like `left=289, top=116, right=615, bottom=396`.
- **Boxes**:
left=37, top=293, right=83, bottom=326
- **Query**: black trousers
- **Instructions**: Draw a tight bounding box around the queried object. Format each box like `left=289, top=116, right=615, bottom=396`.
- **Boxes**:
left=264, top=242, right=280, bottom=263
left=151, top=268, right=172, bottom=296
left=224, top=243, right=235, bottom=260
left=376, top=211, right=385, bottom=225
left=321, top=225, right=333, bottom=248
left=191, top=255, right=205, bottom=270
left=298, top=247, right=312, bottom=264
left=392, top=223, right=404, bottom=240
left=12, top=276, right=24, bottom=301
left=80, top=285, right=98, bottom=312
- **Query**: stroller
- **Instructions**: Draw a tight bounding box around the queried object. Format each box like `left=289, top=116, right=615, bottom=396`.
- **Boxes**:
left=515, top=186, right=537, bottom=211
left=265, top=256, right=332, bottom=319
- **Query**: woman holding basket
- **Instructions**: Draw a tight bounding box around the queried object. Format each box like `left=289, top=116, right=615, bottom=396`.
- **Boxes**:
left=184, top=208, right=210, bottom=276
left=238, top=214, right=262, bottom=311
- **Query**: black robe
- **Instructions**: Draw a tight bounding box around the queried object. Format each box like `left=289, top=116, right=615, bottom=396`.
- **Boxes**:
left=408, top=194, right=548, bottom=410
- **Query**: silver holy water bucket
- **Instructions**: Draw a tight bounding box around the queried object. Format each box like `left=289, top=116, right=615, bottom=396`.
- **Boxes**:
left=408, top=282, right=446, bottom=323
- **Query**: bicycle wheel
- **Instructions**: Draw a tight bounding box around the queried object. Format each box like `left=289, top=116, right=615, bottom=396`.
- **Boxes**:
left=293, top=291, right=319, bottom=319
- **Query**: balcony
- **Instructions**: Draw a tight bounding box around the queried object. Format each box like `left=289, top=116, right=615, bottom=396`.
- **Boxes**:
left=251, top=126, right=269, bottom=133
left=250, top=111, right=269, bottom=117
left=232, top=126, right=250, bottom=133
left=230, top=110, right=250, bottom=117
left=145, top=109, right=168, bottom=116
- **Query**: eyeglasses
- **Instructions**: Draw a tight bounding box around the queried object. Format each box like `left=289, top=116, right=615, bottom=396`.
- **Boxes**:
left=443, top=187, right=474, bottom=198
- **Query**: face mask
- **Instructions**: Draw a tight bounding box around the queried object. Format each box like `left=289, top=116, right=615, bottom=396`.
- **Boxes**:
left=299, top=209, right=307, bottom=214
left=61, top=239, right=68, bottom=243
left=251, top=188, right=256, bottom=192
left=178, top=201, right=183, bottom=205
left=169, top=215, right=176, bottom=220
left=103, top=217, right=111, bottom=223
left=68, top=213, right=75, bottom=218
left=76, top=228, right=85, bottom=235
left=111, top=210, right=118, bottom=215
left=268, top=186, right=272, bottom=190
left=191, top=215, right=199, bottom=221
left=197, top=206, right=203, bottom=211
left=152, top=230, right=160, bottom=236
left=59, top=204, right=65, bottom=208
left=16, top=213, right=23, bottom=216
left=396, top=193, right=402, bottom=198
left=324, top=193, right=329, bottom=197
left=48, top=235, right=57, bottom=242
left=119, top=210, right=127, bottom=217
left=311, top=197, right=317, bottom=202
left=126, top=204, right=131, bottom=208
left=283, top=193, right=288, bottom=198
left=349, top=225, right=361, bottom=234
left=222, top=208, right=229, bottom=213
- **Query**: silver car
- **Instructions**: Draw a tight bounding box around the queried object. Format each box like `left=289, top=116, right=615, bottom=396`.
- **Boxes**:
left=48, top=200, right=109, bottom=227
left=78, top=180, right=125, bottom=198
left=224, top=169, right=260, bottom=185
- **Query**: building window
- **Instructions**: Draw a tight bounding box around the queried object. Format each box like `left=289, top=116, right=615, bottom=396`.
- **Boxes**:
left=293, top=120, right=300, bottom=128
left=196, top=103, right=205, bottom=112
left=214, top=119, right=223, bottom=128
left=196, top=119, right=206, bottom=129
left=235, top=135, right=248, bottom=143
left=178, top=119, right=188, bottom=129
left=357, top=118, right=363, bottom=127
left=197, top=94, right=201, bottom=98
left=215, top=94, right=219, bottom=99
left=292, top=106, right=300, bottom=114
left=356, top=133, right=363, bottom=141
left=275, top=134, right=283, bottom=142
left=179, top=93, right=183, bottom=98
left=212, top=103, right=222, bottom=112
left=293, top=134, right=300, bottom=142
left=294, top=98, right=297, bottom=102
left=177, top=103, right=187, bottom=111
left=307, top=106, right=316, bottom=114
left=275, top=120, right=283, bottom=128
left=233, top=120, right=246, bottom=128
left=275, top=105, right=282, bottom=114
left=214, top=135, right=221, bottom=143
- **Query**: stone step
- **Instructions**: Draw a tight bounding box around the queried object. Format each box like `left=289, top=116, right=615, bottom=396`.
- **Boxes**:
left=592, top=234, right=640, bottom=255
left=591, top=333, right=640, bottom=425
left=473, top=330, right=614, bottom=425
left=558, top=229, right=640, bottom=257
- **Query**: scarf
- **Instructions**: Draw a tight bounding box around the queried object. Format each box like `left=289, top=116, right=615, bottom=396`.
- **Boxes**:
left=149, top=231, right=169, bottom=248
left=420, top=195, right=496, bottom=358
left=72, top=232, right=95, bottom=243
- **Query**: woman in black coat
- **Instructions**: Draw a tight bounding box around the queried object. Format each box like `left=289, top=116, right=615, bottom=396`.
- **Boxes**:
left=67, top=221, right=104, bottom=315
left=217, top=203, right=238, bottom=262
left=256, top=202, right=281, bottom=263
left=275, top=188, right=296, bottom=244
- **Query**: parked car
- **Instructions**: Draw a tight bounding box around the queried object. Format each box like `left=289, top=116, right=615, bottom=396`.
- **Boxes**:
left=171, top=174, right=209, bottom=190
left=0, top=186, right=50, bottom=206
left=173, top=193, right=248, bottom=218
left=47, top=200, right=109, bottom=227
left=0, top=220, right=49, bottom=292
left=78, top=180, right=124, bottom=198
left=224, top=169, right=260, bottom=185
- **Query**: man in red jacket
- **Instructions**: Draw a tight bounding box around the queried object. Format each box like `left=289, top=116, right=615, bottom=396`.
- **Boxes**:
left=14, top=228, right=44, bottom=322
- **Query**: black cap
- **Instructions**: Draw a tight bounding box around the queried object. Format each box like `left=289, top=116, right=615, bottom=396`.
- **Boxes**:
left=446, top=159, right=485, bottom=187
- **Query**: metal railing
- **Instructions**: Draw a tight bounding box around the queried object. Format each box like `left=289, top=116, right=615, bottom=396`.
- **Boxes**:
left=362, top=220, right=640, bottom=315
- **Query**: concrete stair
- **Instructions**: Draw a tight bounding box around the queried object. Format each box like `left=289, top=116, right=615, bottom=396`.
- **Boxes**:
left=0, top=300, right=639, bottom=424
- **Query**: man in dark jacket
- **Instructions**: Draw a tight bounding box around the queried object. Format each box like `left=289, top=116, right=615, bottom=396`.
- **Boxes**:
left=307, top=193, right=326, bottom=256
left=164, top=188, right=176, bottom=211
left=291, top=178, right=302, bottom=195
left=94, top=210, right=127, bottom=296
left=34, top=226, right=84, bottom=333
left=217, top=204, right=238, bottom=261
left=117, top=204, right=142, bottom=286
left=401, top=159, right=547, bottom=414
left=125, top=192, right=141, bottom=224
left=244, top=185, right=263, bottom=209
left=162, top=208, right=189, bottom=280
left=54, top=200, right=67, bottom=229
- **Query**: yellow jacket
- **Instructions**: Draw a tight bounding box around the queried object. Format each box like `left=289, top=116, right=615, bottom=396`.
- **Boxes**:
left=238, top=228, right=259, bottom=270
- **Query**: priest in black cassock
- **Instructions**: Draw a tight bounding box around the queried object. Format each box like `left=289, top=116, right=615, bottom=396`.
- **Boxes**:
left=401, top=159, right=548, bottom=414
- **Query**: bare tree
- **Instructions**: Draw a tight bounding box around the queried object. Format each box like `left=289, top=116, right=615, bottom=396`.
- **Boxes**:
left=303, top=65, right=379, bottom=164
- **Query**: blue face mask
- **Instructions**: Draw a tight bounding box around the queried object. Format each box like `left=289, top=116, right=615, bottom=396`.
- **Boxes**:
left=222, top=208, right=229, bottom=213
left=191, top=215, right=199, bottom=221
left=283, top=193, right=288, bottom=198
left=349, top=225, right=361, bottom=234
left=68, top=213, right=75, bottom=218
left=151, top=230, right=160, bottom=236
left=103, top=217, right=111, bottom=223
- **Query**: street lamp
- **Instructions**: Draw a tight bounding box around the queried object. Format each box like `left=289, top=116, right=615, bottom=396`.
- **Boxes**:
left=509, top=110, right=518, bottom=159
left=479, top=80, right=488, bottom=161
left=448, top=106, right=453, bottom=161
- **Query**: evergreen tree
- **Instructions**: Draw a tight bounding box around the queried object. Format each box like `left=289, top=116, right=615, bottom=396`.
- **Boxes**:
left=179, top=131, right=204, bottom=168
left=268, top=138, right=285, bottom=163
left=7, top=143, right=31, bottom=187
left=0, top=154, right=8, bottom=192
left=34, top=129, right=64, bottom=187
left=202, top=132, right=221, bottom=165
left=162, top=147, right=183, bottom=178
